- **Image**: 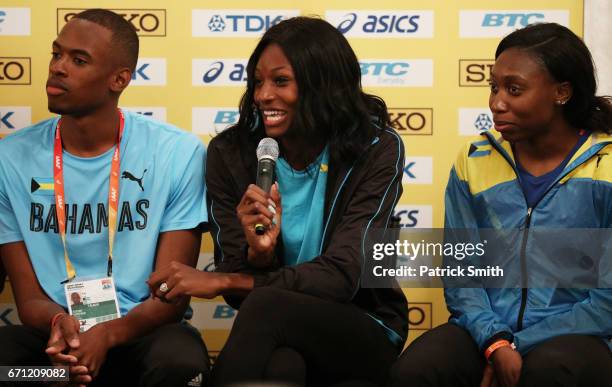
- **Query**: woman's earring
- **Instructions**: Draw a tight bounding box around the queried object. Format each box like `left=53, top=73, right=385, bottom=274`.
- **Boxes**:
left=250, top=106, right=261, bottom=131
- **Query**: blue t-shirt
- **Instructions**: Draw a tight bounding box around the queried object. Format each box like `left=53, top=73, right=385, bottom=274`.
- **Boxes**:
left=516, top=132, right=589, bottom=208
left=0, top=110, right=207, bottom=315
left=276, top=147, right=328, bottom=266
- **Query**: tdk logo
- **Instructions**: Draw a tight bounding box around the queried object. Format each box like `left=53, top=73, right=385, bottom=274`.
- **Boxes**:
left=459, top=108, right=493, bottom=136
left=460, top=10, right=569, bottom=38
left=121, top=107, right=166, bottom=122
left=393, top=205, right=433, bottom=228
left=130, top=58, right=166, bottom=86
left=192, top=9, right=299, bottom=37
left=326, top=10, right=433, bottom=38
left=192, top=59, right=248, bottom=86
left=0, top=8, right=30, bottom=35
left=192, top=107, right=240, bottom=136
left=360, top=60, right=433, bottom=87
left=0, top=107, right=32, bottom=135
left=403, top=157, right=433, bottom=185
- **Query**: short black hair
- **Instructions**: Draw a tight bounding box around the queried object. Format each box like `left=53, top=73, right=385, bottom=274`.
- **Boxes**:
left=73, top=9, right=139, bottom=73
left=497, top=23, right=611, bottom=134
left=229, top=16, right=390, bottom=166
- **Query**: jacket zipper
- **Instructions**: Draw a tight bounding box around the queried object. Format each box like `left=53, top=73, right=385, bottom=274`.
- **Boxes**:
left=516, top=207, right=532, bottom=330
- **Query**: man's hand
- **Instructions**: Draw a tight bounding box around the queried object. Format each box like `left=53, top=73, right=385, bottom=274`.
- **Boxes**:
left=45, top=314, right=92, bottom=385
left=67, top=324, right=113, bottom=381
left=45, top=313, right=80, bottom=365
left=490, top=346, right=522, bottom=387
left=480, top=364, right=498, bottom=387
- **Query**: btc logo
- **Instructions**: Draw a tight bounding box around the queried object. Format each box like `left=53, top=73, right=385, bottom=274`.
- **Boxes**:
left=459, top=60, right=495, bottom=87
left=0, top=58, right=30, bottom=85
left=57, top=9, right=166, bottom=36
left=388, top=108, right=433, bottom=136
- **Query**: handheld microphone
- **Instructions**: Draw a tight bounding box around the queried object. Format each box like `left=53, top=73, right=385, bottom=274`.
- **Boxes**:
left=255, top=138, right=279, bottom=235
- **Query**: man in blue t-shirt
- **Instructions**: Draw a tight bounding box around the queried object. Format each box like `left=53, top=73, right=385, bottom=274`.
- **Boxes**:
left=0, top=9, right=209, bottom=386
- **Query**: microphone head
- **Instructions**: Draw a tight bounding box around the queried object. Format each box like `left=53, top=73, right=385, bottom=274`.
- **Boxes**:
left=256, top=137, right=279, bottom=161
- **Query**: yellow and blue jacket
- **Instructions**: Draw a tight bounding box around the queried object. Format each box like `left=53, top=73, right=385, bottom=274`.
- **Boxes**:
left=444, top=130, right=612, bottom=354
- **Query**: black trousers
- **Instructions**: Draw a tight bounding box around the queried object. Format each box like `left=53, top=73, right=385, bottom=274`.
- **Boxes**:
left=0, top=322, right=210, bottom=387
left=388, top=323, right=612, bottom=387
left=211, top=287, right=401, bottom=387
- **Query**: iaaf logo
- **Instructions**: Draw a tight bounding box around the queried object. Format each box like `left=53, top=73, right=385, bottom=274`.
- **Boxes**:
left=130, top=58, right=166, bottom=86
left=460, top=10, right=569, bottom=38
left=121, top=107, right=167, bottom=122
left=360, top=60, right=433, bottom=87
left=192, top=59, right=248, bottom=86
left=393, top=205, right=433, bottom=228
left=0, top=8, right=30, bottom=35
left=192, top=9, right=299, bottom=37
left=403, top=157, right=433, bottom=185
left=0, top=107, right=31, bottom=135
left=326, top=10, right=433, bottom=38
left=192, top=108, right=239, bottom=137
left=459, top=108, right=493, bottom=136
left=57, top=9, right=166, bottom=36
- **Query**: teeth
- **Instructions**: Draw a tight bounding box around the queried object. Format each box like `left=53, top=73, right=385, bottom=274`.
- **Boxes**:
left=262, top=110, right=286, bottom=122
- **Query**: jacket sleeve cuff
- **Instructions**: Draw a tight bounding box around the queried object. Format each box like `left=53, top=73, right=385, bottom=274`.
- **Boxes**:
left=482, top=331, right=514, bottom=354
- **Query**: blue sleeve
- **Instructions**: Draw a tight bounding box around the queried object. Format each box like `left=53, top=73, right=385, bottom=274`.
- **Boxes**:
left=0, top=165, right=23, bottom=244
left=443, top=165, right=513, bottom=351
left=513, top=289, right=612, bottom=354
left=160, top=136, right=208, bottom=232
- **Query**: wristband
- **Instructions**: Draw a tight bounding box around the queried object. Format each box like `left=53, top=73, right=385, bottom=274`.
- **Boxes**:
left=50, top=312, right=67, bottom=328
left=484, top=339, right=513, bottom=362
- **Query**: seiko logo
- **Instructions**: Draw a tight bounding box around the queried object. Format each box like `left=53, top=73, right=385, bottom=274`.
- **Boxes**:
left=0, top=57, right=31, bottom=85
left=57, top=9, right=166, bottom=36
left=389, top=108, right=433, bottom=136
left=459, top=60, right=495, bottom=87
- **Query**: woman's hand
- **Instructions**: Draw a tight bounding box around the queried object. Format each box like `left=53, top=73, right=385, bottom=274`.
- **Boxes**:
left=236, top=183, right=282, bottom=267
left=490, top=345, right=522, bottom=387
left=147, top=262, right=226, bottom=301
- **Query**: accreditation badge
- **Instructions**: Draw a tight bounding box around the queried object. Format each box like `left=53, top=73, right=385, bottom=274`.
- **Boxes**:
left=64, top=277, right=121, bottom=332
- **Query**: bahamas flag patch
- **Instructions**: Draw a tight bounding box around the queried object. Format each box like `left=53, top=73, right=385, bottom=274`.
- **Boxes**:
left=31, top=177, right=54, bottom=196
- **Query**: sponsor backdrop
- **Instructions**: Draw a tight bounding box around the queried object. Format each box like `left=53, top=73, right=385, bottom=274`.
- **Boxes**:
left=0, top=0, right=585, bottom=361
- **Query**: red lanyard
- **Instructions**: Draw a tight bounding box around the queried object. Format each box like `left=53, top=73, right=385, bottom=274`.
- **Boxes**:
left=54, top=110, right=124, bottom=283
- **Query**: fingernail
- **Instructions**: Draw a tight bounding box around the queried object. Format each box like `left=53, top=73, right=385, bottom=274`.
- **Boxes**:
left=268, top=205, right=276, bottom=215
left=272, top=217, right=278, bottom=226
left=268, top=198, right=276, bottom=208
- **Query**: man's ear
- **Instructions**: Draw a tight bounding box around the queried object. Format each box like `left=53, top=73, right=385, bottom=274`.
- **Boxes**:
left=110, top=67, right=132, bottom=93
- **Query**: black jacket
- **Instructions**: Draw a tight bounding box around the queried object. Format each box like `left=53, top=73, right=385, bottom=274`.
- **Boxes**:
left=206, top=127, right=408, bottom=345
